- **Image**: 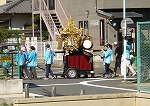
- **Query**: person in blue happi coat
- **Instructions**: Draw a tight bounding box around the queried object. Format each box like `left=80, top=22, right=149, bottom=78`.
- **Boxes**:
left=26, top=46, right=37, bottom=80
left=15, top=46, right=29, bottom=79
left=101, top=44, right=108, bottom=78
left=44, top=44, right=55, bottom=80
left=102, top=43, right=114, bottom=78
left=121, top=40, right=136, bottom=76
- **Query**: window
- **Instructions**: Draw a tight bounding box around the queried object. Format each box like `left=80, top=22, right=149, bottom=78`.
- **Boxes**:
left=79, top=21, right=83, bottom=35
left=79, top=20, right=89, bottom=36
left=99, top=19, right=105, bottom=46
left=48, top=0, right=55, bottom=10
left=79, top=21, right=83, bottom=29
left=84, top=20, right=88, bottom=29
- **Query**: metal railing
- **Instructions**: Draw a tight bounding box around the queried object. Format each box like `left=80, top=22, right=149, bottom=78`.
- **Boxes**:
left=0, top=52, right=17, bottom=79
left=55, top=0, right=68, bottom=28
left=25, top=40, right=63, bottom=60
left=32, top=0, right=59, bottom=41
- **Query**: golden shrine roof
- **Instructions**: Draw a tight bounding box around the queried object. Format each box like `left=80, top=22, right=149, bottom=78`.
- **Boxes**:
left=59, top=17, right=82, bottom=35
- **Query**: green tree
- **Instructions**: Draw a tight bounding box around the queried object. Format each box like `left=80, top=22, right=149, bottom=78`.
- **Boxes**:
left=26, top=15, right=49, bottom=40
left=0, top=28, right=22, bottom=43
left=0, top=28, right=8, bottom=43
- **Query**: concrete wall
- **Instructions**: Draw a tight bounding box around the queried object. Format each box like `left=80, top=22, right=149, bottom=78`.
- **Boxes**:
left=0, top=79, right=23, bottom=94
left=13, top=93, right=150, bottom=106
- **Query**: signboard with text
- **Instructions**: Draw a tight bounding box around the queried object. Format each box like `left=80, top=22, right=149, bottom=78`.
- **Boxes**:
left=1, top=55, right=11, bottom=62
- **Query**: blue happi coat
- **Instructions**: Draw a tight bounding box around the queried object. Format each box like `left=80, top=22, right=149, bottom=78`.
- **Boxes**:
left=122, top=43, right=131, bottom=60
left=27, top=51, right=37, bottom=67
left=44, top=48, right=55, bottom=64
left=104, top=48, right=112, bottom=64
left=15, top=51, right=27, bottom=66
left=126, top=43, right=130, bottom=60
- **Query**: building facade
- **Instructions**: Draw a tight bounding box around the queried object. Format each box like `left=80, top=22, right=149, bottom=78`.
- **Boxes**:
left=58, top=0, right=150, bottom=52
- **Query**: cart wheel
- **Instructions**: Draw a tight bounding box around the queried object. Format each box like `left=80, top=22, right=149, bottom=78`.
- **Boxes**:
left=66, top=68, right=77, bottom=78
left=77, top=74, right=81, bottom=78
left=84, top=74, right=88, bottom=78
left=91, top=74, right=95, bottom=78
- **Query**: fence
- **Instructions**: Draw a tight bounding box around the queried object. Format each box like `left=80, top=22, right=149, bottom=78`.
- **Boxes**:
left=0, top=40, right=64, bottom=79
left=0, top=52, right=18, bottom=79
left=25, top=40, right=63, bottom=60
left=137, top=22, right=150, bottom=92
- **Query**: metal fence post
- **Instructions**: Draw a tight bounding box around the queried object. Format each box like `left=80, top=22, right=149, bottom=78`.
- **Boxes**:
left=11, top=53, right=14, bottom=78
left=24, top=84, right=29, bottom=98
left=17, top=34, right=21, bottom=79
left=51, top=87, right=56, bottom=97
left=80, top=89, right=85, bottom=95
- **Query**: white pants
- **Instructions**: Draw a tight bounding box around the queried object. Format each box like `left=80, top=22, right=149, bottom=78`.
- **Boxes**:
left=121, top=59, right=136, bottom=76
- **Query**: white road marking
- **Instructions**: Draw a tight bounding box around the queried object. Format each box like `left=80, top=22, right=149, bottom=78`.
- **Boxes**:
left=79, top=79, right=137, bottom=92
left=23, top=92, right=46, bottom=97
left=86, top=77, right=136, bottom=80
left=37, top=83, right=79, bottom=87
left=34, top=78, right=137, bottom=92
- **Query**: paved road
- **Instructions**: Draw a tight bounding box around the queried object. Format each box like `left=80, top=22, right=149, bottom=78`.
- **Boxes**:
left=23, top=68, right=137, bottom=97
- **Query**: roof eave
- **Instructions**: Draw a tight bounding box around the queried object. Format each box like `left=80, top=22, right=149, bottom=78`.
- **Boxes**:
left=96, top=10, right=114, bottom=20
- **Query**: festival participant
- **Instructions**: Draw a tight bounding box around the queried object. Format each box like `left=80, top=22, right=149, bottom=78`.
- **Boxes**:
left=44, top=44, right=55, bottom=80
left=26, top=46, right=37, bottom=80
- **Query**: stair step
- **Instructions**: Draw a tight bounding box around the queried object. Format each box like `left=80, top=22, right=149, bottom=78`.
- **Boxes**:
left=51, top=13, right=57, bottom=16
left=52, top=16, right=58, bottom=20
left=55, top=22, right=61, bottom=25
left=56, top=25, right=62, bottom=28
left=51, top=15, right=57, bottom=18
left=53, top=19, right=59, bottom=22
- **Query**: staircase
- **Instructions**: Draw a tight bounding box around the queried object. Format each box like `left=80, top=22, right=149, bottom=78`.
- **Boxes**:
left=32, top=0, right=68, bottom=41
left=51, top=13, right=62, bottom=31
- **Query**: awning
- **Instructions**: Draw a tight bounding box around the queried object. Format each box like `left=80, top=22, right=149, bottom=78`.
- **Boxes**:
left=97, top=10, right=143, bottom=19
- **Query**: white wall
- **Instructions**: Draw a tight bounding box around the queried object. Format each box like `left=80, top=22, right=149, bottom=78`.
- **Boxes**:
left=0, top=0, right=6, bottom=6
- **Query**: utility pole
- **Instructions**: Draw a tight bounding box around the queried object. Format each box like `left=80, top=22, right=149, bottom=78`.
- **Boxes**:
left=32, top=0, right=34, bottom=42
left=95, top=0, right=97, bottom=12
left=85, top=10, right=89, bottom=34
left=123, top=0, right=127, bottom=81
left=17, top=34, right=21, bottom=79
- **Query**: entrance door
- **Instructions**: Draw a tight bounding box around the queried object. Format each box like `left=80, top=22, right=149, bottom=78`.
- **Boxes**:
left=48, top=0, right=55, bottom=10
